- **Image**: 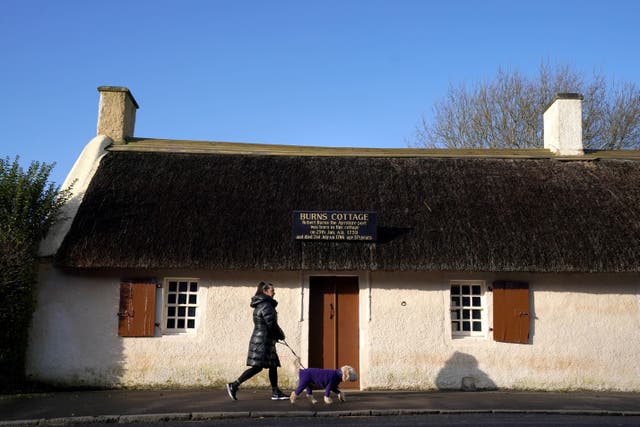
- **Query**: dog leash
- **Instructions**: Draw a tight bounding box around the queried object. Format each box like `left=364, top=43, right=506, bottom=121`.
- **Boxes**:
left=278, top=340, right=306, bottom=369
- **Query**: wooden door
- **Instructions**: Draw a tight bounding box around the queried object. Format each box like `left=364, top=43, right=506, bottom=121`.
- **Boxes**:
left=309, top=276, right=360, bottom=388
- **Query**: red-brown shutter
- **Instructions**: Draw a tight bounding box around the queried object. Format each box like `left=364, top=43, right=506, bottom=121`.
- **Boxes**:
left=118, top=281, right=157, bottom=337
left=492, top=280, right=530, bottom=344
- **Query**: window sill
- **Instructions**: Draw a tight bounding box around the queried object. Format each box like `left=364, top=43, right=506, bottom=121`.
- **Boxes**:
left=161, top=330, right=198, bottom=336
left=451, top=334, right=488, bottom=340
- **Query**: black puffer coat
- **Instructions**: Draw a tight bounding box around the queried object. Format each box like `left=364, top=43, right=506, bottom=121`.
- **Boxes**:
left=246, top=294, right=285, bottom=368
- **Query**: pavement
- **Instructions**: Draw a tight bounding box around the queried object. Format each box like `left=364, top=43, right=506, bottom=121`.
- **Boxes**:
left=1, top=388, right=640, bottom=426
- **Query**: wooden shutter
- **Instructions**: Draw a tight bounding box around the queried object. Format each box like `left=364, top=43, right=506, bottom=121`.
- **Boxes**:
left=118, top=281, right=157, bottom=337
left=492, top=280, right=529, bottom=344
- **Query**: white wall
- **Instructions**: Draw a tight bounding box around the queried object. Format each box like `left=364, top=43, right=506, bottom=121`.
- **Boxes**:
left=364, top=271, right=640, bottom=391
left=28, top=263, right=124, bottom=386
left=28, top=265, right=640, bottom=391
left=28, top=266, right=305, bottom=389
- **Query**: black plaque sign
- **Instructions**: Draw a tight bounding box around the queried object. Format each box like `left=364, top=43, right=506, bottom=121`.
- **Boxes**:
left=292, top=211, right=377, bottom=241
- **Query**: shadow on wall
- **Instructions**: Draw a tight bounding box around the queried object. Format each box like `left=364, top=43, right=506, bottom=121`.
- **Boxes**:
left=27, top=266, right=126, bottom=388
left=435, top=351, right=497, bottom=391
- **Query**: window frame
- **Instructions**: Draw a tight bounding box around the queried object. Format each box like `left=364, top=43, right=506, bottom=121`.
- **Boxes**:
left=162, top=277, right=200, bottom=335
left=449, top=280, right=487, bottom=338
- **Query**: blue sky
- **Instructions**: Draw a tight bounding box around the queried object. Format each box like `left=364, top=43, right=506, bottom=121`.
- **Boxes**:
left=1, top=0, right=639, bottom=185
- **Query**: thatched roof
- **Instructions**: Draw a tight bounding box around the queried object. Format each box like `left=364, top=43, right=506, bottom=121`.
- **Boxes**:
left=54, top=140, right=640, bottom=272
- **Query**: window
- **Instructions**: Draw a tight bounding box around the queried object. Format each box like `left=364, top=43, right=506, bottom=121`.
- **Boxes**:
left=164, top=278, right=199, bottom=332
left=450, top=280, right=485, bottom=337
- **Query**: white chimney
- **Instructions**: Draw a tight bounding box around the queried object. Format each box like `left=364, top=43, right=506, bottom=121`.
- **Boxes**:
left=97, top=86, right=139, bottom=143
left=543, top=93, right=583, bottom=156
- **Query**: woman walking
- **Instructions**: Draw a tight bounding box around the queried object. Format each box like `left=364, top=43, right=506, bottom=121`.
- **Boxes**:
left=226, top=281, right=288, bottom=400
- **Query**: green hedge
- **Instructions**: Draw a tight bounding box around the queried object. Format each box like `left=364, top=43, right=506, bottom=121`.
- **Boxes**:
left=0, top=157, right=70, bottom=391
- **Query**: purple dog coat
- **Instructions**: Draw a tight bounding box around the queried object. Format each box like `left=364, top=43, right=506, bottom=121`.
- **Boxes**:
left=294, top=368, right=343, bottom=397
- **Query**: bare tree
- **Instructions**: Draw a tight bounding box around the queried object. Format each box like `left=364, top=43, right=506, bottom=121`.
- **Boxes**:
left=413, top=63, right=640, bottom=150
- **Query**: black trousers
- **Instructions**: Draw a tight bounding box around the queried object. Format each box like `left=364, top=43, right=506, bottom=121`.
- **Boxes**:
left=236, top=366, right=279, bottom=390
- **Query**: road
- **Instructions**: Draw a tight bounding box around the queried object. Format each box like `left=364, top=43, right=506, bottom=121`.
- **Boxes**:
left=86, top=413, right=640, bottom=427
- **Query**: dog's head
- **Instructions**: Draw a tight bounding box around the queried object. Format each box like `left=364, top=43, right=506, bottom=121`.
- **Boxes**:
left=340, top=365, right=358, bottom=382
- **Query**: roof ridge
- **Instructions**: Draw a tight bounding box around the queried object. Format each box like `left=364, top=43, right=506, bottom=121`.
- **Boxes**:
left=108, top=137, right=640, bottom=160
left=112, top=137, right=556, bottom=159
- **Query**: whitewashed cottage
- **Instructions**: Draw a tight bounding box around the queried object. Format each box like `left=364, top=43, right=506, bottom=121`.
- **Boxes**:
left=29, top=87, right=640, bottom=391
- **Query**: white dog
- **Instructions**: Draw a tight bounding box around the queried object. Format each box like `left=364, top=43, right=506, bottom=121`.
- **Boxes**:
left=290, top=365, right=358, bottom=404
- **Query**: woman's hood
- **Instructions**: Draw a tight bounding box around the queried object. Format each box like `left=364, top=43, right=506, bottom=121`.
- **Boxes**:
left=251, top=293, right=278, bottom=308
